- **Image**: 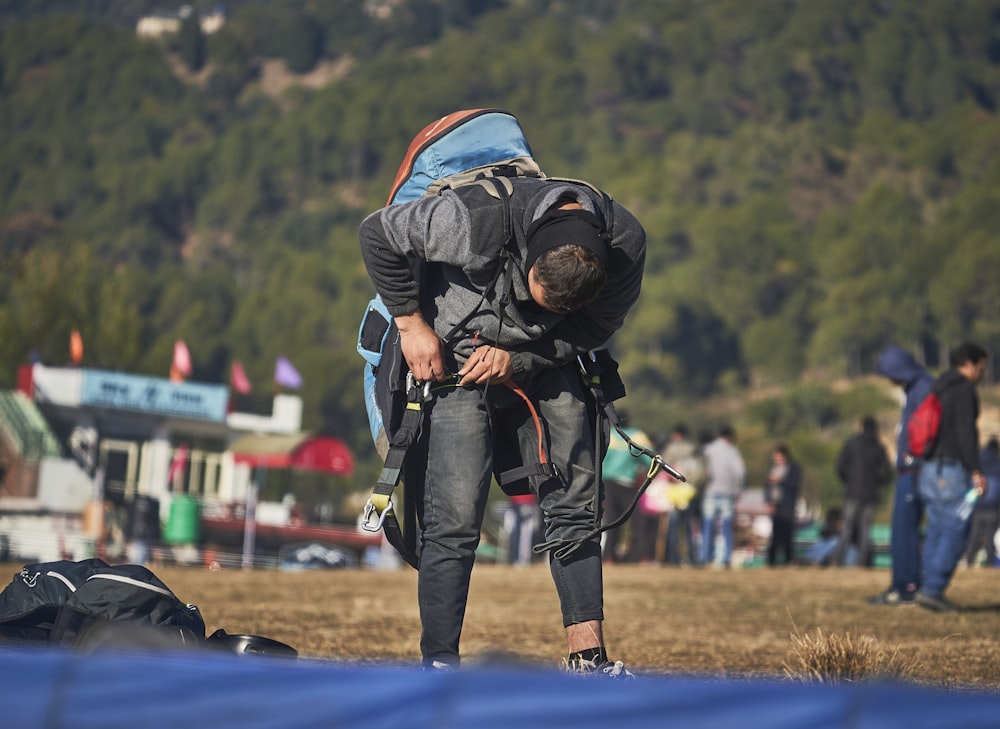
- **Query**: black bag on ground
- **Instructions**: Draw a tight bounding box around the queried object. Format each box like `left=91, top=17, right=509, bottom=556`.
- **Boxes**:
left=0, top=559, right=298, bottom=656
left=0, top=558, right=206, bottom=648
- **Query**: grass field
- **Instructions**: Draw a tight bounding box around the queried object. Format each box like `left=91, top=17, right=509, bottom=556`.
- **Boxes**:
left=51, top=560, right=995, bottom=692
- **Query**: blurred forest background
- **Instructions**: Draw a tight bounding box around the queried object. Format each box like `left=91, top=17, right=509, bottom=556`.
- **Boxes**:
left=1, top=0, right=999, bottom=514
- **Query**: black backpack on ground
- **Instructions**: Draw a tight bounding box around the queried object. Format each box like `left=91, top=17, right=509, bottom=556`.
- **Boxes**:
left=0, top=558, right=297, bottom=657
left=0, top=558, right=206, bottom=648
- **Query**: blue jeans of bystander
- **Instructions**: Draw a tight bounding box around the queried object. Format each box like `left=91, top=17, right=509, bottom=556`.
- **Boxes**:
left=918, top=460, right=973, bottom=598
left=890, top=468, right=923, bottom=595
left=701, top=495, right=735, bottom=567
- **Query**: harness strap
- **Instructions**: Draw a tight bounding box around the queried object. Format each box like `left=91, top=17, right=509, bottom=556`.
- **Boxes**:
left=362, top=379, right=429, bottom=570
left=498, top=463, right=560, bottom=487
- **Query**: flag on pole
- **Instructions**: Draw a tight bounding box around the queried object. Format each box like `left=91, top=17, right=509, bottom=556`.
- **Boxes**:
left=171, top=340, right=192, bottom=382
left=168, top=444, right=190, bottom=485
left=69, top=330, right=84, bottom=365
left=230, top=359, right=252, bottom=394
left=274, top=356, right=303, bottom=389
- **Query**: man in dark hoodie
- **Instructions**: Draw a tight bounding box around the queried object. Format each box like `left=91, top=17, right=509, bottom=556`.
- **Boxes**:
left=833, top=416, right=892, bottom=566
left=868, top=345, right=935, bottom=605
left=915, top=342, right=988, bottom=611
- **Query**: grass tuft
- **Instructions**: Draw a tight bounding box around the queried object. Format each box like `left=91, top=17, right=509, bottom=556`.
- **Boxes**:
left=783, top=627, right=922, bottom=685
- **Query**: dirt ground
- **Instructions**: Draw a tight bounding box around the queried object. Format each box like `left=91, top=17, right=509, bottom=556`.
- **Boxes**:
left=60, top=560, right=999, bottom=691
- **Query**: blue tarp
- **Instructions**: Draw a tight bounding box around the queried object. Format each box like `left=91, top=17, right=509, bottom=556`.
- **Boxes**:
left=2, top=647, right=998, bottom=729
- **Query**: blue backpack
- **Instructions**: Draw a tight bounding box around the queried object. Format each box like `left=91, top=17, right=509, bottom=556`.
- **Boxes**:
left=357, top=110, right=540, bottom=454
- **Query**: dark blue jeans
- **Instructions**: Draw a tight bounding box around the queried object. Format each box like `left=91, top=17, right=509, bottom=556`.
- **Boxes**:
left=890, top=468, right=923, bottom=595
left=918, top=460, right=973, bottom=598
left=666, top=507, right=700, bottom=565
left=413, top=365, right=604, bottom=667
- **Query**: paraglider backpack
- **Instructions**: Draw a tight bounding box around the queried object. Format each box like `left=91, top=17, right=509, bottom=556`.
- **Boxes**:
left=0, top=558, right=298, bottom=657
left=355, top=109, right=677, bottom=567
left=0, top=558, right=206, bottom=647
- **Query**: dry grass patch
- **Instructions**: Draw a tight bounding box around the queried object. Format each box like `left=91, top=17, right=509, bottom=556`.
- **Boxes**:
left=783, top=626, right=922, bottom=685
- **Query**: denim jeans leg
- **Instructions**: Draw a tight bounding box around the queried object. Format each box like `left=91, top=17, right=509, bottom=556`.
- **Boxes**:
left=919, top=462, right=972, bottom=597
left=890, top=470, right=923, bottom=593
left=857, top=503, right=875, bottom=567
left=523, top=366, right=604, bottom=626
left=701, top=504, right=716, bottom=565
left=721, top=512, right=734, bottom=566
left=417, top=386, right=493, bottom=666
left=685, top=509, right=702, bottom=566
left=666, top=510, right=680, bottom=564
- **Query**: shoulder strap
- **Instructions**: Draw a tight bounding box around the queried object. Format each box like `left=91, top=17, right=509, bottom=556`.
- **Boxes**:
left=440, top=176, right=519, bottom=345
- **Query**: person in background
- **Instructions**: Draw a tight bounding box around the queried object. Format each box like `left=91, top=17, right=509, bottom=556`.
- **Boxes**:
left=700, top=425, right=746, bottom=568
left=806, top=507, right=847, bottom=566
left=662, top=424, right=706, bottom=566
left=600, top=418, right=653, bottom=563
left=833, top=416, right=892, bottom=567
left=916, top=342, right=988, bottom=611
left=765, top=444, right=801, bottom=567
left=963, top=436, right=1000, bottom=568
left=504, top=493, right=542, bottom=566
left=868, top=345, right=935, bottom=605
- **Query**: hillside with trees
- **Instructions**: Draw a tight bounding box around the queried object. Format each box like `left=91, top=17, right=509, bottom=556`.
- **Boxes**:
left=2, top=0, right=999, bottom=508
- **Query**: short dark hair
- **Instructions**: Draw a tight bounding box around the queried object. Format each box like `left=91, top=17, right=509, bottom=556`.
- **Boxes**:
left=950, top=341, right=987, bottom=368
left=532, top=244, right=607, bottom=314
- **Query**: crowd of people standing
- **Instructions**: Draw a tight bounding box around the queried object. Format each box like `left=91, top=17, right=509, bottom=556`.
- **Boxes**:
left=496, top=342, right=996, bottom=617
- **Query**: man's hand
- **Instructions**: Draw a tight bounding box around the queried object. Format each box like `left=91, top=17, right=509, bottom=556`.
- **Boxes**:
left=458, top=344, right=513, bottom=386
left=972, top=471, right=987, bottom=496
left=395, top=311, right=447, bottom=382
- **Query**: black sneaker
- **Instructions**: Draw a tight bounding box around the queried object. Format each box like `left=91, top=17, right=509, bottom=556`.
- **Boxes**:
left=565, top=657, right=636, bottom=679
left=915, top=591, right=958, bottom=612
left=867, top=589, right=916, bottom=606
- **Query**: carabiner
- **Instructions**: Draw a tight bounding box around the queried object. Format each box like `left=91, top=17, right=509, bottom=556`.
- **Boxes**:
left=361, top=498, right=394, bottom=532
left=406, top=371, right=432, bottom=403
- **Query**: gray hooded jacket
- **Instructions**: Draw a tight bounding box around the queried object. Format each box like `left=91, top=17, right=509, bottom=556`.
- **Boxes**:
left=358, top=178, right=646, bottom=377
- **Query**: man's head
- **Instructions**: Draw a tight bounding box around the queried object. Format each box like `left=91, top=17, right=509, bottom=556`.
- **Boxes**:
left=526, top=206, right=608, bottom=314
left=951, top=341, right=988, bottom=384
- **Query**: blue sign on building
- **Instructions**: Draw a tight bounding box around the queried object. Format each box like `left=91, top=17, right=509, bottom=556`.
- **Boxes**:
left=81, top=370, right=229, bottom=422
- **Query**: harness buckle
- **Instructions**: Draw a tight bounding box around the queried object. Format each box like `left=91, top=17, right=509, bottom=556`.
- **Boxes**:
left=361, top=498, right=393, bottom=532
left=577, top=351, right=599, bottom=378
left=406, top=371, right=432, bottom=403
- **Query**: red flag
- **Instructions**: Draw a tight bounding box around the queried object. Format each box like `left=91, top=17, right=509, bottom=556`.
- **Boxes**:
left=230, top=360, right=251, bottom=394
left=168, top=444, right=190, bottom=485
left=69, top=330, right=84, bottom=365
left=172, top=340, right=192, bottom=380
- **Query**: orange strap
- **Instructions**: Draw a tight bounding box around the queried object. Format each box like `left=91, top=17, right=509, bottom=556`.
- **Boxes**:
left=502, top=380, right=548, bottom=465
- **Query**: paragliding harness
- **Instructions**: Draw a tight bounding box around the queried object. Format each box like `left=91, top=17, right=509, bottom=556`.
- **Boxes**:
left=357, top=109, right=685, bottom=568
